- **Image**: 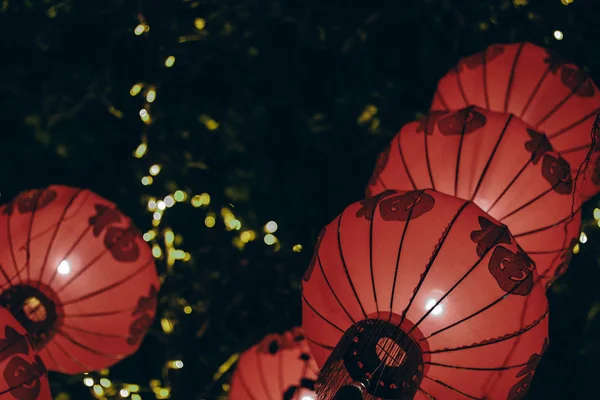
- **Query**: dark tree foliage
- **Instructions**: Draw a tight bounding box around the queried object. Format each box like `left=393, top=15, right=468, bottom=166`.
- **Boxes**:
left=0, top=0, right=599, bottom=398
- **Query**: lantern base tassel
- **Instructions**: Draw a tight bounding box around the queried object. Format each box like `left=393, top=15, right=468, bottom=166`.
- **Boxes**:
left=315, top=318, right=424, bottom=400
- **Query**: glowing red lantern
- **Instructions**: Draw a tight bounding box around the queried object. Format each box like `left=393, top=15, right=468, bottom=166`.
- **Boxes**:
left=229, top=327, right=318, bottom=400
left=366, top=106, right=581, bottom=288
left=302, top=189, right=549, bottom=399
left=431, top=42, right=600, bottom=200
left=0, top=306, right=52, bottom=400
left=0, top=185, right=160, bottom=374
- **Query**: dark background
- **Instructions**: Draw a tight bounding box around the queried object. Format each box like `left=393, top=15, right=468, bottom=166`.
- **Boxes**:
left=1, top=0, right=599, bottom=398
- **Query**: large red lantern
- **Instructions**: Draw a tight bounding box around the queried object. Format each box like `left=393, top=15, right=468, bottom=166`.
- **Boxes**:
left=431, top=42, right=600, bottom=200
left=366, top=106, right=581, bottom=288
left=0, top=306, right=52, bottom=400
left=229, top=327, right=318, bottom=400
left=0, top=185, right=160, bottom=374
left=302, top=189, right=549, bottom=400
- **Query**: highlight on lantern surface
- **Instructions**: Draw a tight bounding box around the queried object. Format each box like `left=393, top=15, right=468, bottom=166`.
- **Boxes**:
left=0, top=185, right=161, bottom=375
left=430, top=42, right=600, bottom=200
left=229, top=327, right=318, bottom=400
left=366, top=106, right=581, bottom=288
left=0, top=306, right=52, bottom=400
left=301, top=189, right=549, bottom=400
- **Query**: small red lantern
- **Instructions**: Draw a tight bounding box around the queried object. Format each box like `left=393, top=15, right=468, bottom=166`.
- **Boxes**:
left=366, top=106, right=581, bottom=288
left=229, top=327, right=318, bottom=400
left=431, top=42, right=600, bottom=200
left=302, top=189, right=549, bottom=399
left=0, top=306, right=52, bottom=400
left=0, top=185, right=160, bottom=374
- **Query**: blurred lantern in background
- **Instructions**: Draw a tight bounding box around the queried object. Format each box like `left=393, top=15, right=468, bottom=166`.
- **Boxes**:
left=0, top=185, right=160, bottom=374
left=229, top=327, right=318, bottom=400
left=0, top=305, right=52, bottom=400
left=431, top=42, right=600, bottom=200
left=366, top=106, right=581, bottom=288
left=302, top=190, right=549, bottom=399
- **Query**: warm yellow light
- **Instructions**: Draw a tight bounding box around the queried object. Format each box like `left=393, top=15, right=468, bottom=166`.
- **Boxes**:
left=164, top=195, right=175, bottom=208
left=153, top=211, right=162, bottom=221
left=143, top=232, right=152, bottom=242
left=146, top=89, right=156, bottom=103
left=131, top=395, right=142, bottom=400
left=172, top=249, right=185, bottom=259
left=157, top=388, right=170, bottom=399
left=130, top=83, right=143, bottom=96
left=554, top=30, right=564, bottom=40
left=83, top=377, right=94, bottom=387
left=561, top=0, right=574, bottom=5
left=594, top=208, right=600, bottom=220
left=134, top=24, right=145, bottom=35
left=183, top=305, right=192, bottom=314
left=161, top=317, right=174, bottom=334
left=139, top=109, right=151, bottom=123
left=174, top=190, right=186, bottom=202
left=169, top=360, right=184, bottom=369
left=227, top=219, right=242, bottom=230
left=148, top=199, right=157, bottom=211
left=120, top=388, right=130, bottom=397
left=164, top=230, right=175, bottom=245
left=93, top=384, right=104, bottom=396
left=222, top=383, right=231, bottom=392
left=149, top=164, right=161, bottom=176
left=165, top=55, right=176, bottom=67
left=293, top=244, right=303, bottom=252
left=264, top=234, right=276, bottom=245
left=152, top=245, right=162, bottom=258
left=265, top=220, right=278, bottom=233
left=194, top=18, right=206, bottom=30
left=99, top=378, right=111, bottom=388
left=240, top=231, right=252, bottom=243
left=579, top=231, right=588, bottom=243
left=134, top=143, right=148, bottom=158
left=128, top=384, right=140, bottom=393
left=141, top=176, right=153, bottom=186
left=183, top=252, right=191, bottom=261
left=205, top=119, right=219, bottom=130
left=205, top=215, right=216, bottom=228
left=573, top=243, right=580, bottom=254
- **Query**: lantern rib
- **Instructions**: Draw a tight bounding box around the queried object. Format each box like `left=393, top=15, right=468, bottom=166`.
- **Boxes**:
left=389, top=195, right=419, bottom=314
left=55, top=329, right=123, bottom=360
left=336, top=213, right=368, bottom=319
left=256, top=349, right=274, bottom=400
left=60, top=257, right=154, bottom=306
left=425, top=360, right=528, bottom=371
left=58, top=307, right=135, bottom=318
left=54, top=225, right=138, bottom=294
left=561, top=143, right=593, bottom=155
left=51, top=336, right=90, bottom=370
left=497, top=187, right=554, bottom=222
left=315, top=253, right=356, bottom=324
left=417, top=386, right=437, bottom=400
left=454, top=116, right=467, bottom=197
left=527, top=246, right=570, bottom=255
left=548, top=107, right=600, bottom=139
left=0, top=374, right=46, bottom=395
left=6, top=211, right=20, bottom=285
left=397, top=133, right=418, bottom=190
left=423, top=376, right=481, bottom=400
left=420, top=276, right=532, bottom=341
left=518, top=67, right=550, bottom=120
left=369, top=204, right=379, bottom=314
left=502, top=43, right=525, bottom=113
left=236, top=355, right=259, bottom=400
left=482, top=48, right=490, bottom=110
left=305, top=335, right=335, bottom=351
left=424, top=308, right=548, bottom=354
left=301, top=293, right=344, bottom=333
left=24, top=193, right=41, bottom=284
left=483, top=158, right=531, bottom=215
left=61, top=324, right=128, bottom=339
left=511, top=204, right=581, bottom=238
left=533, top=72, right=588, bottom=129
left=399, top=201, right=470, bottom=327
left=41, top=344, right=65, bottom=372
left=376, top=175, right=389, bottom=191
left=455, top=66, right=469, bottom=107
left=36, top=189, right=85, bottom=291
left=470, top=114, right=514, bottom=202
left=424, top=126, right=436, bottom=190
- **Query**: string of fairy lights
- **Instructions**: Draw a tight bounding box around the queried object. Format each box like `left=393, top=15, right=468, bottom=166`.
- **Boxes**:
left=65, top=0, right=596, bottom=398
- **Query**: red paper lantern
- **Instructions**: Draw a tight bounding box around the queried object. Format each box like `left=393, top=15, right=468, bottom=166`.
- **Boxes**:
left=0, top=185, right=160, bottom=374
left=229, top=327, right=318, bottom=400
left=302, top=189, right=549, bottom=400
left=431, top=42, right=600, bottom=200
left=366, top=106, right=581, bottom=288
left=0, top=306, right=52, bottom=400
